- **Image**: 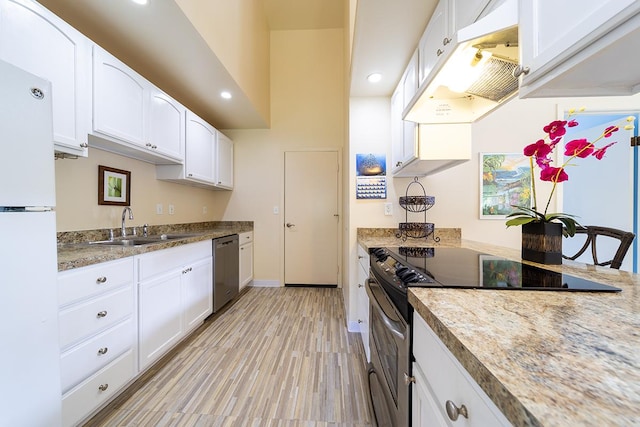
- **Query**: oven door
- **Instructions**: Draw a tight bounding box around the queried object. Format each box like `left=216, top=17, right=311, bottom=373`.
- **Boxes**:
left=366, top=274, right=410, bottom=427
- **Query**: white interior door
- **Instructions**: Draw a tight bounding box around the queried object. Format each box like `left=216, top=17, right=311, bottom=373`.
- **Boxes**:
left=284, top=151, right=339, bottom=286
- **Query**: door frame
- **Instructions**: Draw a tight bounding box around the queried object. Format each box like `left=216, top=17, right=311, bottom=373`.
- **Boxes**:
left=281, top=149, right=343, bottom=287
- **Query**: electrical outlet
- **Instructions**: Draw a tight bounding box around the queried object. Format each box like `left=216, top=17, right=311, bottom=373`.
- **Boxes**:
left=156, top=203, right=163, bottom=215
left=273, top=206, right=279, bottom=215
left=384, top=203, right=393, bottom=216
left=202, top=206, right=208, bottom=214
left=168, top=204, right=175, bottom=215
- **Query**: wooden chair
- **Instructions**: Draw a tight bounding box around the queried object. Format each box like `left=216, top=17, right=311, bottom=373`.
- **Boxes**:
left=563, top=226, right=635, bottom=269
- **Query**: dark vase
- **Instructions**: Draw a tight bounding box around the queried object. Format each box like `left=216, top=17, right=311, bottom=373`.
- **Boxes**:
left=521, top=221, right=563, bottom=265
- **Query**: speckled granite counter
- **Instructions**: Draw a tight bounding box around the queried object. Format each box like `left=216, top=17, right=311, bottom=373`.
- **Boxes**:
left=358, top=230, right=640, bottom=426
left=57, top=221, right=253, bottom=271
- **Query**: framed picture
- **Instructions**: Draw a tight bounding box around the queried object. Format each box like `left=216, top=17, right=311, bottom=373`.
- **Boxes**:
left=98, top=165, right=131, bottom=206
left=479, top=255, right=522, bottom=288
left=480, top=153, right=532, bottom=219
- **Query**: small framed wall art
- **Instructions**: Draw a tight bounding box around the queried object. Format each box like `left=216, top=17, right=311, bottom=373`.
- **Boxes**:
left=98, top=165, right=131, bottom=206
left=480, top=152, right=531, bottom=219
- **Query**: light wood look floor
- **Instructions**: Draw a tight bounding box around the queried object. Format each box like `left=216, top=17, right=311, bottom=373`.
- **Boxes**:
left=86, top=287, right=373, bottom=426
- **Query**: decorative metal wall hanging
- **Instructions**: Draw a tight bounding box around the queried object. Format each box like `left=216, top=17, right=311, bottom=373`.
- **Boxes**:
left=396, top=177, right=440, bottom=242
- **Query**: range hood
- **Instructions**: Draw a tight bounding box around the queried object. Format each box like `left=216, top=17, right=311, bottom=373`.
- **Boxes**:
left=404, top=0, right=519, bottom=124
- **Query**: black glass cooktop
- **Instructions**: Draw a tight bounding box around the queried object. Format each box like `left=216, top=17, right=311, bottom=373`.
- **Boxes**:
left=370, top=247, right=621, bottom=292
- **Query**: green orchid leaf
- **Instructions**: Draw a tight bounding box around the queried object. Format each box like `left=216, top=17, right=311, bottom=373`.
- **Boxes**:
left=505, top=216, right=538, bottom=227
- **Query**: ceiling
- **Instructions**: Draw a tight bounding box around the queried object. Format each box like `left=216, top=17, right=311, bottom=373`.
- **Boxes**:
left=38, top=0, right=436, bottom=129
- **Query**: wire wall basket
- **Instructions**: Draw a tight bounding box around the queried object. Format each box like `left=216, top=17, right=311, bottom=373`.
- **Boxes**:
left=396, top=177, right=440, bottom=242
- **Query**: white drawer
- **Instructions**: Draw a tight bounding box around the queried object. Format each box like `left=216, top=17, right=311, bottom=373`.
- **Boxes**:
left=239, top=231, right=253, bottom=244
left=60, top=318, right=134, bottom=393
left=59, top=257, right=134, bottom=307
left=413, top=312, right=510, bottom=426
left=59, top=286, right=134, bottom=349
left=62, top=350, right=135, bottom=427
left=137, top=240, right=211, bottom=281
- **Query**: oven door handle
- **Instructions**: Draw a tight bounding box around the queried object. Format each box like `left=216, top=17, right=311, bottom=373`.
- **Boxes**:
left=366, top=280, right=406, bottom=340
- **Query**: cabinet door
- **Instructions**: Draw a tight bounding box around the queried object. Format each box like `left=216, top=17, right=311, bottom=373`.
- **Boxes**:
left=93, top=45, right=147, bottom=146
left=215, top=132, right=233, bottom=189
left=148, top=88, right=185, bottom=162
left=185, top=111, right=216, bottom=184
left=356, top=253, right=370, bottom=362
left=239, top=242, right=253, bottom=290
left=519, top=0, right=640, bottom=87
left=451, top=0, right=490, bottom=30
left=418, top=0, right=450, bottom=85
left=412, top=362, right=449, bottom=427
left=0, top=0, right=90, bottom=156
left=183, top=257, right=213, bottom=332
left=138, top=272, right=182, bottom=370
left=390, top=86, right=405, bottom=173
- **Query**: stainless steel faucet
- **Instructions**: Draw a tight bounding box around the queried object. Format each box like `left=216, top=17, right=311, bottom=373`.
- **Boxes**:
left=121, top=207, right=134, bottom=237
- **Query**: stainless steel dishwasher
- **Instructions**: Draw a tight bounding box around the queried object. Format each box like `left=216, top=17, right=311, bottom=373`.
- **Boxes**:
left=213, top=234, right=239, bottom=312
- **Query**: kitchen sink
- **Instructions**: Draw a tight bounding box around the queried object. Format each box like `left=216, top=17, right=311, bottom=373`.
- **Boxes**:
left=88, top=238, right=163, bottom=247
left=148, top=233, right=201, bottom=240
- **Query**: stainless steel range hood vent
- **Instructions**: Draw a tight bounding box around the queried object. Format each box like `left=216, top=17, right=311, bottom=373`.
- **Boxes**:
left=404, top=0, right=519, bottom=124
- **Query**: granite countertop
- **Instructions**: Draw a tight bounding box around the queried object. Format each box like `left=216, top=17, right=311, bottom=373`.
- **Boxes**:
left=57, top=221, right=253, bottom=271
left=358, top=229, right=640, bottom=426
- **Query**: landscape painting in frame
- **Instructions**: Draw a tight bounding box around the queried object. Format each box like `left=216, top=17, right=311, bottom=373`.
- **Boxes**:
left=480, top=153, right=532, bottom=219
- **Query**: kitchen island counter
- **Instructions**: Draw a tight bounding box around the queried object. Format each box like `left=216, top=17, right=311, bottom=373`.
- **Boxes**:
left=404, top=240, right=640, bottom=427
left=57, top=221, right=252, bottom=271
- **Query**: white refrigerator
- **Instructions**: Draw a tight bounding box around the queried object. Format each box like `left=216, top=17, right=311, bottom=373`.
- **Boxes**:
left=0, top=59, right=62, bottom=425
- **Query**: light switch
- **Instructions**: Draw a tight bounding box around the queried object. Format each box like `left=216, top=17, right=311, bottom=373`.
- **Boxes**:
left=384, top=203, right=393, bottom=216
left=156, top=203, right=163, bottom=215
left=168, top=204, right=175, bottom=215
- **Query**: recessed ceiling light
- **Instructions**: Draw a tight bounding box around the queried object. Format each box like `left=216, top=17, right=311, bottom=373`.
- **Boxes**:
left=220, top=91, right=232, bottom=99
left=131, top=0, right=148, bottom=5
left=367, top=73, right=382, bottom=83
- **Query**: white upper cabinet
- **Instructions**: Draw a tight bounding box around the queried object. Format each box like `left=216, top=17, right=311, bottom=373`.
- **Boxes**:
left=148, top=89, right=185, bottom=162
left=93, top=45, right=147, bottom=146
left=157, top=111, right=234, bottom=190
left=0, top=0, right=91, bottom=157
left=91, top=45, right=184, bottom=164
left=392, top=51, right=418, bottom=174
left=216, top=131, right=233, bottom=189
left=518, top=0, right=640, bottom=97
left=185, top=111, right=216, bottom=184
left=417, top=0, right=451, bottom=86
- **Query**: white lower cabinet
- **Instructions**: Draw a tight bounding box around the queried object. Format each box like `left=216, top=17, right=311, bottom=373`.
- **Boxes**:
left=58, top=257, right=136, bottom=427
left=412, top=312, right=510, bottom=426
left=137, top=240, right=212, bottom=370
left=356, top=244, right=370, bottom=362
left=239, top=231, right=254, bottom=290
left=62, top=351, right=135, bottom=427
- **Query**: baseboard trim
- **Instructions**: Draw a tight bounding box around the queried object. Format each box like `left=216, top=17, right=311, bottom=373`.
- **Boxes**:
left=250, top=280, right=281, bottom=288
left=285, top=283, right=337, bottom=288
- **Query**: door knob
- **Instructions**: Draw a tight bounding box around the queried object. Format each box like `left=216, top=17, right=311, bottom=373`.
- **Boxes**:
left=286, top=223, right=295, bottom=228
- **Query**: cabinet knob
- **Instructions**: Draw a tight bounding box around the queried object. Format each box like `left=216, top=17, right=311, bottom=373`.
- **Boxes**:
left=358, top=319, right=363, bottom=323
left=445, top=400, right=468, bottom=421
left=96, top=276, right=107, bottom=284
left=436, top=48, right=444, bottom=57
left=403, top=372, right=415, bottom=386
left=358, top=283, right=363, bottom=288
left=442, top=37, right=451, bottom=46
left=146, top=143, right=152, bottom=147
left=97, top=347, right=108, bottom=355
left=96, top=310, right=108, bottom=318
left=80, top=142, right=89, bottom=148
left=396, top=161, right=403, bottom=167
left=98, top=384, right=109, bottom=392
left=512, top=65, right=530, bottom=78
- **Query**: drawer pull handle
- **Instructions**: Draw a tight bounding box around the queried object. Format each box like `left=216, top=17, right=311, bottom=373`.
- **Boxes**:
left=97, top=347, right=108, bottom=355
left=96, top=276, right=107, bottom=284
left=98, top=384, right=109, bottom=392
left=445, top=400, right=468, bottom=421
left=97, top=310, right=108, bottom=318
left=436, top=48, right=444, bottom=57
